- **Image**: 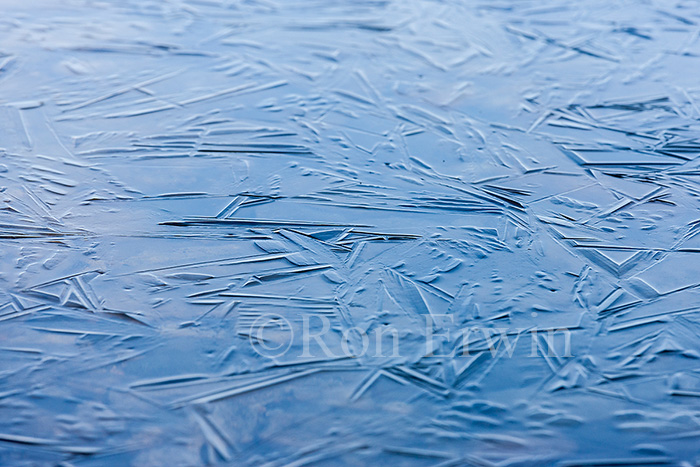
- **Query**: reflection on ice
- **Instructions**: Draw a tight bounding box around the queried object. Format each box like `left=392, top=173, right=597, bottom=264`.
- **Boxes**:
left=1, top=0, right=700, bottom=465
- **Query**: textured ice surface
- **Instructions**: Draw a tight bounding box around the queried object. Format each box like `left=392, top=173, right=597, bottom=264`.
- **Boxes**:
left=1, top=0, right=700, bottom=465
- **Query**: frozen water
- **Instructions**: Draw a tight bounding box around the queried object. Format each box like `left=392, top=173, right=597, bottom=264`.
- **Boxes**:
left=1, top=0, right=700, bottom=465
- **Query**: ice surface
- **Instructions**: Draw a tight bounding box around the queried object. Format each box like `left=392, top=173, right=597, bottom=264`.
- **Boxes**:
left=1, top=0, right=700, bottom=465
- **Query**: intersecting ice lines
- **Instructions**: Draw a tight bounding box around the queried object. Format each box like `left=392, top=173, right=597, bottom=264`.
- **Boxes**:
left=0, top=294, right=49, bottom=323
left=536, top=221, right=670, bottom=325
left=531, top=95, right=700, bottom=173
left=110, top=228, right=362, bottom=364
left=564, top=320, right=700, bottom=411
left=537, top=188, right=700, bottom=314
left=607, top=323, right=700, bottom=372
left=213, top=194, right=283, bottom=220
left=15, top=269, right=148, bottom=327
left=55, top=70, right=188, bottom=122
left=540, top=223, right=657, bottom=281
left=342, top=238, right=590, bottom=405
left=116, top=250, right=311, bottom=319
left=530, top=170, right=695, bottom=282
left=0, top=162, right=82, bottom=239
left=22, top=270, right=104, bottom=311
left=235, top=229, right=374, bottom=364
